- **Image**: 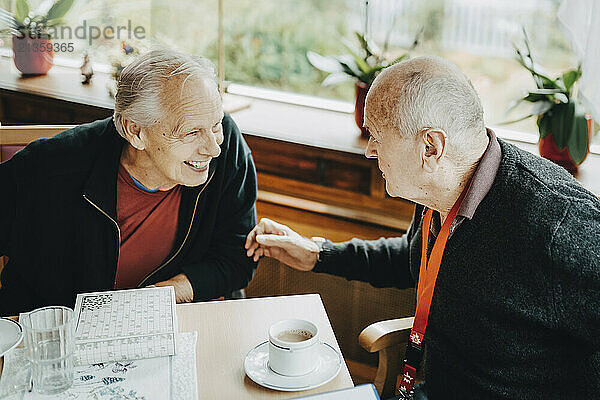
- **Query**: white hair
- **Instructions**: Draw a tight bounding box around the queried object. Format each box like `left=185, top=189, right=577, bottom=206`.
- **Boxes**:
left=371, top=56, right=486, bottom=160
left=113, top=47, right=216, bottom=137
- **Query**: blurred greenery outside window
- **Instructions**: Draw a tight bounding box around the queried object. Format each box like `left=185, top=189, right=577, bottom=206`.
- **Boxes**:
left=1, top=0, right=597, bottom=144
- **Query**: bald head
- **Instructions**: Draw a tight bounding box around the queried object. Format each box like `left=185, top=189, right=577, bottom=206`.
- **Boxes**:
left=365, top=56, right=485, bottom=160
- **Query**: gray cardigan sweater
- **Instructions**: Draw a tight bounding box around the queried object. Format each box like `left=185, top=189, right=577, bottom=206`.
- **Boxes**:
left=314, top=140, right=600, bottom=400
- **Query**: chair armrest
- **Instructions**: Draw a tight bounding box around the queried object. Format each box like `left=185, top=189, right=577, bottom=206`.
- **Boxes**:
left=358, top=317, right=414, bottom=398
left=359, top=316, right=414, bottom=353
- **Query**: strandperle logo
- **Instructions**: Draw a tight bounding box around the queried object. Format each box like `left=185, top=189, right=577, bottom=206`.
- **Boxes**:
left=21, top=20, right=147, bottom=46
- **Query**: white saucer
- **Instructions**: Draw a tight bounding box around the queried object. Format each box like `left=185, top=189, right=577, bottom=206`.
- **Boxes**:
left=244, top=341, right=342, bottom=392
left=0, top=318, right=23, bottom=357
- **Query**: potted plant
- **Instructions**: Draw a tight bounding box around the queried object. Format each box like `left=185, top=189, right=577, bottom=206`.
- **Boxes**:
left=0, top=0, right=74, bottom=75
left=307, top=30, right=419, bottom=138
left=506, top=30, right=593, bottom=174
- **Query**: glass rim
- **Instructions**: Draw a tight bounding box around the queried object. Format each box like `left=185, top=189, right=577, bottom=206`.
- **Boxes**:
left=21, top=306, right=74, bottom=332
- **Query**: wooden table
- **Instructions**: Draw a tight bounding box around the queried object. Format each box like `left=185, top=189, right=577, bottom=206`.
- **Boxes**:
left=176, top=294, right=354, bottom=399
left=1, top=295, right=353, bottom=398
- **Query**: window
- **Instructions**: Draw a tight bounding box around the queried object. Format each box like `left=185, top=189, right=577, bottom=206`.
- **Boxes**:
left=1, top=0, right=596, bottom=143
left=365, top=0, right=578, bottom=136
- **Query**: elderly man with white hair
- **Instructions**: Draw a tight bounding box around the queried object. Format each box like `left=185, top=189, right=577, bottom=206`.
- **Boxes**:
left=0, top=48, right=258, bottom=315
left=246, top=56, right=600, bottom=399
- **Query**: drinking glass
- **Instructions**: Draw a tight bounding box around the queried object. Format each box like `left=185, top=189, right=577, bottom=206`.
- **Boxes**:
left=20, top=306, right=74, bottom=395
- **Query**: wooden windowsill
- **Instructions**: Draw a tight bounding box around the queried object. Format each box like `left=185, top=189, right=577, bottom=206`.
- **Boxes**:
left=1, top=55, right=598, bottom=195
left=0, top=56, right=367, bottom=152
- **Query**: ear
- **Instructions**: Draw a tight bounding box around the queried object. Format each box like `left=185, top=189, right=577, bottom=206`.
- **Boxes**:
left=121, top=118, right=146, bottom=151
left=419, top=128, right=447, bottom=173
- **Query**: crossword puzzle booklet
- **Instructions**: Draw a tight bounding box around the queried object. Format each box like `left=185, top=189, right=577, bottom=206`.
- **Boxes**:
left=73, top=286, right=178, bottom=365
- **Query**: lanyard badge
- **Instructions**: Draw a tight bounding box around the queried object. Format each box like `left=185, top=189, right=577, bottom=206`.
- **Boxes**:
left=398, top=189, right=467, bottom=396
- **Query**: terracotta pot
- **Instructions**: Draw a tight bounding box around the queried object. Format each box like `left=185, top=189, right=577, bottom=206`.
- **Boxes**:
left=12, top=35, right=54, bottom=76
left=538, top=114, right=593, bottom=175
left=355, top=81, right=370, bottom=138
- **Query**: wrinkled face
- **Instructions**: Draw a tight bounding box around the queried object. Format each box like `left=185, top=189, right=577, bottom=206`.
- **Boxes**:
left=363, top=107, right=423, bottom=200
left=142, top=78, right=224, bottom=188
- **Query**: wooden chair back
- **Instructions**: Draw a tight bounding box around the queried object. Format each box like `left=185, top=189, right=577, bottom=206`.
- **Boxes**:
left=0, top=125, right=75, bottom=163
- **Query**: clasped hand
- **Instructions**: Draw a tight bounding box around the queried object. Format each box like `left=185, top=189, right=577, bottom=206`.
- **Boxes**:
left=244, top=218, right=320, bottom=271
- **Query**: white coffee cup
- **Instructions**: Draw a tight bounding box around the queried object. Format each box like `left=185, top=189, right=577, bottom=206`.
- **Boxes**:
left=268, top=319, right=319, bottom=376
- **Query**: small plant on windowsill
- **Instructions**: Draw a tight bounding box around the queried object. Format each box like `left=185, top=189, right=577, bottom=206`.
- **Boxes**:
left=307, top=29, right=421, bottom=138
left=505, top=29, right=593, bottom=174
left=105, top=41, right=147, bottom=98
left=0, top=0, right=74, bottom=75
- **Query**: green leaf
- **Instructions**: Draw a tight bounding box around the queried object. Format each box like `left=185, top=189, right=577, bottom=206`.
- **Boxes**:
left=515, top=55, right=561, bottom=90
left=0, top=27, right=18, bottom=35
left=45, top=17, right=64, bottom=27
left=532, top=101, right=553, bottom=116
left=15, top=0, right=29, bottom=24
left=341, top=38, right=370, bottom=74
left=502, top=98, right=553, bottom=124
left=321, top=72, right=351, bottom=86
left=523, top=92, right=549, bottom=102
left=354, top=31, right=382, bottom=60
left=514, top=45, right=539, bottom=87
left=354, top=32, right=372, bottom=58
left=561, top=68, right=581, bottom=93
left=306, top=51, right=343, bottom=74
left=505, top=98, right=525, bottom=116
left=567, top=104, right=589, bottom=165
left=353, top=56, right=371, bottom=75
left=550, top=102, right=575, bottom=149
left=500, top=113, right=536, bottom=125
left=518, top=28, right=563, bottom=90
left=340, top=37, right=362, bottom=59
left=45, top=0, right=73, bottom=21
left=367, top=42, right=381, bottom=61
left=514, top=45, right=562, bottom=90
left=337, top=56, right=361, bottom=79
left=554, top=93, right=569, bottom=103
left=361, top=65, right=387, bottom=85
left=528, top=88, right=565, bottom=95
left=537, top=113, right=552, bottom=138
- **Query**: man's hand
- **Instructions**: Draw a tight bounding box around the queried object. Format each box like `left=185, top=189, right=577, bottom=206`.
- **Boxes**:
left=155, top=273, right=194, bottom=303
left=245, top=218, right=320, bottom=271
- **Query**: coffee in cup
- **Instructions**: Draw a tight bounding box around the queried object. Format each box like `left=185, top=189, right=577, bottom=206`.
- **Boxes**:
left=268, top=319, right=319, bottom=376
left=276, top=329, right=314, bottom=343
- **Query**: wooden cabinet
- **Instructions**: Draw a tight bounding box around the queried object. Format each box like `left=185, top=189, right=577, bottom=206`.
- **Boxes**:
left=0, top=90, right=112, bottom=124
left=244, top=133, right=414, bottom=232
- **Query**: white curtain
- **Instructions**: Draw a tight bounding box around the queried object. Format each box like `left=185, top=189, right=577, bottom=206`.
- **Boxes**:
left=558, top=0, right=600, bottom=122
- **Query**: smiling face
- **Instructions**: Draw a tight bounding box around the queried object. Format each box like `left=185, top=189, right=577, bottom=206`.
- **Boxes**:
left=130, top=77, right=224, bottom=189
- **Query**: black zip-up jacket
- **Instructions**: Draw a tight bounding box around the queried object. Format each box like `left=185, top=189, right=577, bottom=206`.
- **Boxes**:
left=0, top=115, right=258, bottom=315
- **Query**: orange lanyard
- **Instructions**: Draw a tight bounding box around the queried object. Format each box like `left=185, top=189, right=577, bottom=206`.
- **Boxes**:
left=398, top=189, right=467, bottom=395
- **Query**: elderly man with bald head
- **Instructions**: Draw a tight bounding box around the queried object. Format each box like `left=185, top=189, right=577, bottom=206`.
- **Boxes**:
left=246, top=56, right=600, bottom=399
left=0, top=48, right=258, bottom=315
